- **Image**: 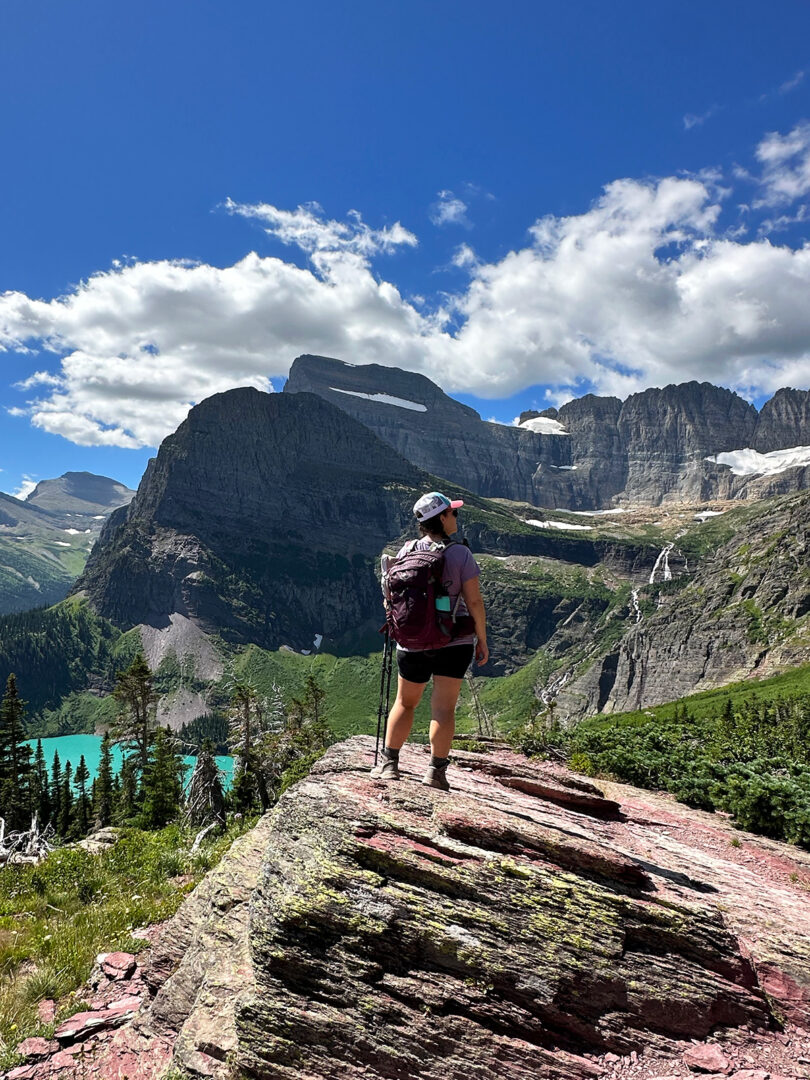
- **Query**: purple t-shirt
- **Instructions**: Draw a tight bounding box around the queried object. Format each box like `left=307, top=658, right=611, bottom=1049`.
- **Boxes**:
left=395, top=538, right=480, bottom=652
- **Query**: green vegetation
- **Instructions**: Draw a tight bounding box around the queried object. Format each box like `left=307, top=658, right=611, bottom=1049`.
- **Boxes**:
left=461, top=650, right=557, bottom=731
left=0, top=602, right=121, bottom=720
left=0, top=817, right=257, bottom=1070
left=0, top=527, right=90, bottom=615
left=511, top=668, right=810, bottom=848
left=0, top=653, right=337, bottom=1068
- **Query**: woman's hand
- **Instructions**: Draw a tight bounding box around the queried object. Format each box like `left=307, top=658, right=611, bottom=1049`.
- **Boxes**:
left=461, top=576, right=488, bottom=667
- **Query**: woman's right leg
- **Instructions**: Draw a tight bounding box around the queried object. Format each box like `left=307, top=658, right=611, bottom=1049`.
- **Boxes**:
left=385, top=676, right=427, bottom=748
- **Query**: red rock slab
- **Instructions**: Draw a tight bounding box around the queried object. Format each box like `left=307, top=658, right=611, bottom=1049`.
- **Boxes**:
left=434, top=799, right=652, bottom=888
left=89, top=1012, right=176, bottom=1079
left=497, top=774, right=623, bottom=818
left=6, top=1065, right=37, bottom=1079
left=54, top=998, right=141, bottom=1043
left=683, top=1045, right=731, bottom=1072
left=13, top=1038, right=57, bottom=1060
left=757, top=964, right=810, bottom=1027
left=100, top=951, right=137, bottom=980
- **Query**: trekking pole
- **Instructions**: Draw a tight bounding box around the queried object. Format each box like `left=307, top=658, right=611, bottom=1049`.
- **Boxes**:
left=384, top=631, right=394, bottom=730
left=375, top=629, right=390, bottom=766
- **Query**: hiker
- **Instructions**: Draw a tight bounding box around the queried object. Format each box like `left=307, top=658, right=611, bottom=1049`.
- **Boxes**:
left=373, top=491, right=489, bottom=791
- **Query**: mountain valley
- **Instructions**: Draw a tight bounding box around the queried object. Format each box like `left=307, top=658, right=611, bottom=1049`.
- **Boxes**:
left=5, top=361, right=810, bottom=745
left=0, top=473, right=135, bottom=613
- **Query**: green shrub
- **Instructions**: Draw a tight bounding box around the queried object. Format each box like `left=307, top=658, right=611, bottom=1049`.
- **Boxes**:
left=512, top=690, right=810, bottom=849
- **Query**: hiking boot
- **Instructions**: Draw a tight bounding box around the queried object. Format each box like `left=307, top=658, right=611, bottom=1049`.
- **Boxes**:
left=422, top=764, right=450, bottom=791
left=371, top=757, right=401, bottom=781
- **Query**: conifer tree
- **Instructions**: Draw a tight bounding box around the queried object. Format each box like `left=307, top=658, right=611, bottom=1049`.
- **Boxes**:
left=184, top=738, right=226, bottom=826
left=116, top=755, right=139, bottom=824
left=58, top=760, right=74, bottom=837
left=112, top=652, right=158, bottom=775
left=94, top=732, right=114, bottom=828
left=50, top=749, right=62, bottom=826
left=141, top=728, right=184, bottom=829
left=74, top=756, right=91, bottom=837
left=31, top=739, right=50, bottom=827
left=0, top=674, right=29, bottom=828
left=226, top=676, right=281, bottom=812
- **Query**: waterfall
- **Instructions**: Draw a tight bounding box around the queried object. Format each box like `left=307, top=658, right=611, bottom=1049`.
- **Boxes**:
left=649, top=542, right=674, bottom=585
left=630, top=588, right=642, bottom=623
left=541, top=670, right=570, bottom=706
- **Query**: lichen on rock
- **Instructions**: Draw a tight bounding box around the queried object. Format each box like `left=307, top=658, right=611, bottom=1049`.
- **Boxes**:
left=232, top=738, right=796, bottom=1079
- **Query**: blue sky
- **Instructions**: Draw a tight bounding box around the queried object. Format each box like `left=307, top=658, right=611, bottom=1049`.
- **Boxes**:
left=2, top=0, right=810, bottom=495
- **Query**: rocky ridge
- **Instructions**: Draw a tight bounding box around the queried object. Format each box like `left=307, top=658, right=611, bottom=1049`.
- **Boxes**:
left=284, top=353, right=571, bottom=503
left=286, top=355, right=810, bottom=509
left=25, top=472, right=135, bottom=523
left=552, top=491, right=810, bottom=718
left=12, top=737, right=809, bottom=1080
left=75, top=388, right=434, bottom=654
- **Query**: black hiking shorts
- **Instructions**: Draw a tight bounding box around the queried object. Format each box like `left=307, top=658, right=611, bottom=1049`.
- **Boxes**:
left=396, top=643, right=475, bottom=684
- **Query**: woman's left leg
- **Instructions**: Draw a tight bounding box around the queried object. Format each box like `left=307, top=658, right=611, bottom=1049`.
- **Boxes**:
left=429, top=675, right=464, bottom=757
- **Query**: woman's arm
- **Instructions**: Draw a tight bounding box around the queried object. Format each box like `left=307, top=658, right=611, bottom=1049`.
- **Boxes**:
left=461, top=576, right=489, bottom=666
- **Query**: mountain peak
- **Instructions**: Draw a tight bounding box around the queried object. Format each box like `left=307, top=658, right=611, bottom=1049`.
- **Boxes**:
left=26, top=471, right=135, bottom=515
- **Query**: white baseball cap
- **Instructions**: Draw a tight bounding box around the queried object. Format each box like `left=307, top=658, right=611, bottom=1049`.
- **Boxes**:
left=413, top=491, right=464, bottom=521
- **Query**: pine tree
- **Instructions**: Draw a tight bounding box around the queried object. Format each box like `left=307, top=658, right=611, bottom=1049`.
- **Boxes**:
left=256, top=675, right=331, bottom=803
left=185, top=738, right=226, bottom=826
left=115, top=755, right=139, bottom=824
left=31, top=739, right=50, bottom=827
left=112, top=652, right=158, bottom=775
left=58, top=760, right=74, bottom=837
left=74, top=756, right=91, bottom=837
left=50, top=749, right=62, bottom=826
left=94, top=732, right=115, bottom=828
left=0, top=674, right=28, bottom=828
left=141, top=728, right=184, bottom=829
left=226, top=677, right=282, bottom=812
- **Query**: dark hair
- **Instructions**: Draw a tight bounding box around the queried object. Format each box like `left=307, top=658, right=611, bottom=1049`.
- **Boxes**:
left=418, top=512, right=449, bottom=541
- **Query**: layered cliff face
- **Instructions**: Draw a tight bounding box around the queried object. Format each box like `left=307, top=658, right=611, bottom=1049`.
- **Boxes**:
left=74, top=382, right=674, bottom=677
left=753, top=387, right=810, bottom=452
left=544, top=394, right=626, bottom=508
left=284, top=354, right=572, bottom=503
left=100, top=738, right=810, bottom=1080
left=615, top=383, right=758, bottom=504
left=75, top=389, right=432, bottom=652
left=287, top=356, right=810, bottom=508
left=553, top=491, right=810, bottom=718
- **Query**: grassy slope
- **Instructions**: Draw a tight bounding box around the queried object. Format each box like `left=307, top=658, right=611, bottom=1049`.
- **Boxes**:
left=579, top=660, right=810, bottom=734
left=24, top=492, right=810, bottom=742
left=0, top=531, right=91, bottom=613
left=0, top=818, right=258, bottom=1072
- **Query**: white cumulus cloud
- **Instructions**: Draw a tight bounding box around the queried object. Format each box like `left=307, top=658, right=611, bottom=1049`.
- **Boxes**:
left=754, top=121, right=810, bottom=206
left=429, top=190, right=471, bottom=228
left=4, top=144, right=810, bottom=450
left=5, top=475, right=38, bottom=500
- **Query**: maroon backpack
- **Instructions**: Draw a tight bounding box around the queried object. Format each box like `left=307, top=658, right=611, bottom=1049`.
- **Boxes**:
left=382, top=540, right=474, bottom=649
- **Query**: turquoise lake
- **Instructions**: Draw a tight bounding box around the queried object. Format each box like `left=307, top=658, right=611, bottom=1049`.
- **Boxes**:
left=24, top=735, right=234, bottom=791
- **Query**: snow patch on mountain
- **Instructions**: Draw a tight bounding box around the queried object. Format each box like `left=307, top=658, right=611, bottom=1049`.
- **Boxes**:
left=330, top=388, right=427, bottom=412
left=568, top=508, right=627, bottom=516
left=525, top=519, right=593, bottom=531
left=707, top=445, right=810, bottom=477
left=518, top=417, right=569, bottom=435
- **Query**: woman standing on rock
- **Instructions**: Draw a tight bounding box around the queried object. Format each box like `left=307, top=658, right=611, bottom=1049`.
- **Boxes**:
left=373, top=491, right=489, bottom=791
